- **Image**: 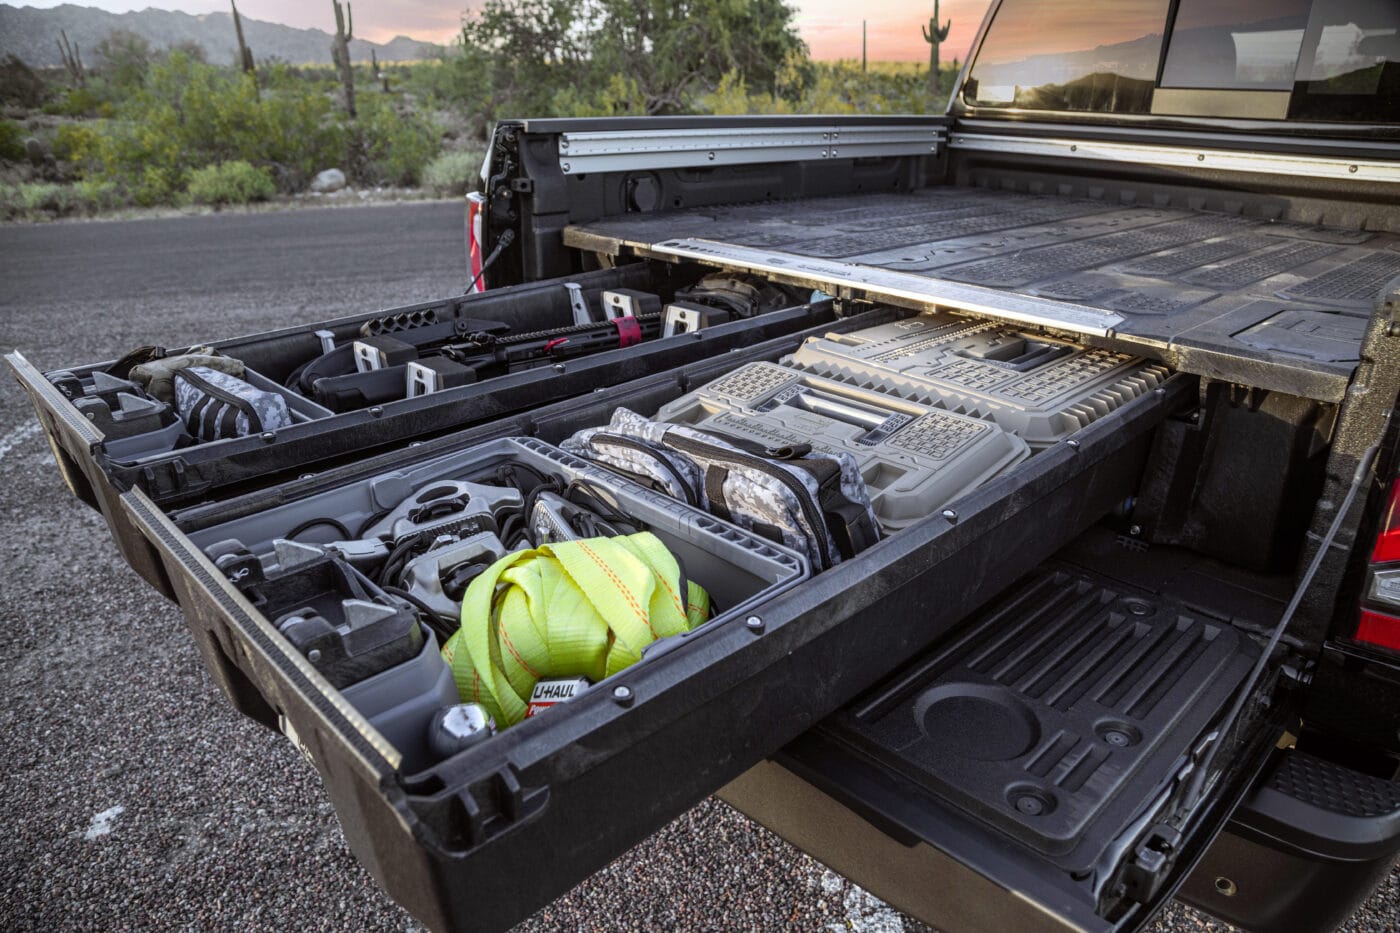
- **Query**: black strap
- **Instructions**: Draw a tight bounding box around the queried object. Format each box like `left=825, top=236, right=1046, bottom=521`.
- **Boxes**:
left=590, top=433, right=698, bottom=507
left=702, top=429, right=812, bottom=461
left=203, top=400, right=226, bottom=442
left=787, top=458, right=879, bottom=560
left=186, top=393, right=214, bottom=438
left=704, top=466, right=733, bottom=523
left=218, top=402, right=240, bottom=439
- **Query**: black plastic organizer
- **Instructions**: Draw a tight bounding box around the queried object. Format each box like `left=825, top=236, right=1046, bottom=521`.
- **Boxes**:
left=7, top=266, right=840, bottom=598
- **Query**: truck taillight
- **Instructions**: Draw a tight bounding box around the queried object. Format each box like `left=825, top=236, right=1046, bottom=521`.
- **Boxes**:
left=1357, top=478, right=1400, bottom=653
left=466, top=192, right=487, bottom=293
left=1357, top=611, right=1400, bottom=651
left=1372, top=480, right=1400, bottom=562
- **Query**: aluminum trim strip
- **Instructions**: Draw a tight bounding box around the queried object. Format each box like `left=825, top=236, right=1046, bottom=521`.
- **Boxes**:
left=5, top=349, right=106, bottom=446
left=949, top=133, right=1400, bottom=184
left=558, top=124, right=945, bottom=174
left=639, top=238, right=1124, bottom=336
left=121, top=488, right=404, bottom=772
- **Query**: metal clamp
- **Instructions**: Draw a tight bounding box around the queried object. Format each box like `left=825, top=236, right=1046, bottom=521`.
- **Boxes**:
left=564, top=282, right=591, bottom=325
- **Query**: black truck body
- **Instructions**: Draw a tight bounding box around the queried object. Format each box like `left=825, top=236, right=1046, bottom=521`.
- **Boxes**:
left=8, top=1, right=1400, bottom=930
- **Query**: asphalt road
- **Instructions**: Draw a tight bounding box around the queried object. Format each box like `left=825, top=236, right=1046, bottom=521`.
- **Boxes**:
left=1, top=202, right=1395, bottom=932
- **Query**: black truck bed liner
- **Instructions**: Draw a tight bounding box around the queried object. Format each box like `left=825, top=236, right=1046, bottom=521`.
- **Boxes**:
left=566, top=187, right=1400, bottom=402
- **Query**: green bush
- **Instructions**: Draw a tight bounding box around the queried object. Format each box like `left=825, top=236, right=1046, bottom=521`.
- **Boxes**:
left=698, top=59, right=942, bottom=116
left=73, top=179, right=123, bottom=213
left=94, top=29, right=154, bottom=90
left=421, top=149, right=482, bottom=197
left=20, top=183, right=80, bottom=216
left=0, top=120, right=25, bottom=162
left=0, top=181, right=126, bottom=220
left=42, top=86, right=105, bottom=118
left=0, top=184, right=24, bottom=220
left=91, top=53, right=346, bottom=203
left=187, top=160, right=276, bottom=205
left=52, top=122, right=101, bottom=165
left=347, top=94, right=439, bottom=187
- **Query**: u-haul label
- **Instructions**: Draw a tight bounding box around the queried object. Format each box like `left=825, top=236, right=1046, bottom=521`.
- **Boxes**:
left=525, top=677, right=591, bottom=717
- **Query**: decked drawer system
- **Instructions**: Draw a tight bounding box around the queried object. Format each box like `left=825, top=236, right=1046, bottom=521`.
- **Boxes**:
left=9, top=110, right=1400, bottom=933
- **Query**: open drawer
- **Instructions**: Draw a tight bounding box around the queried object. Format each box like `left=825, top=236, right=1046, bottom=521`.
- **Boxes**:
left=99, top=297, right=1206, bottom=931
left=6, top=262, right=837, bottom=598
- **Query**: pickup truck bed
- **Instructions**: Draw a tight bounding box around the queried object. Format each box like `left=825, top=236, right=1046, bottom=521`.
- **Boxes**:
left=568, top=186, right=1400, bottom=402
left=11, top=66, right=1400, bottom=933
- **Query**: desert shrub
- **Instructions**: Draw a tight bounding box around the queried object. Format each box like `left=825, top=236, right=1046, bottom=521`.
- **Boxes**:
left=187, top=160, right=276, bottom=205
left=0, top=55, right=48, bottom=108
left=169, top=40, right=207, bottom=64
left=20, top=183, right=81, bottom=215
left=346, top=94, right=439, bottom=186
left=73, top=178, right=123, bottom=212
left=421, top=149, right=484, bottom=196
left=8, top=179, right=126, bottom=218
left=0, top=184, right=24, bottom=220
left=0, top=120, right=26, bottom=162
left=699, top=60, right=943, bottom=116
left=42, top=86, right=106, bottom=117
left=257, top=87, right=346, bottom=188
left=95, top=29, right=154, bottom=89
left=52, top=122, right=101, bottom=165
left=91, top=53, right=345, bottom=202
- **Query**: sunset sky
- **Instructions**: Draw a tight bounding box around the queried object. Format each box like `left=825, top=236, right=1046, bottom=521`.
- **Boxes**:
left=13, top=0, right=992, bottom=61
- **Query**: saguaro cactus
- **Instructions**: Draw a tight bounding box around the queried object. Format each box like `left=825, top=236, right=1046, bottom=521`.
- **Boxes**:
left=231, top=0, right=258, bottom=98
left=56, top=29, right=85, bottom=88
left=371, top=48, right=389, bottom=92
left=331, top=0, right=356, bottom=118
left=921, top=0, right=951, bottom=96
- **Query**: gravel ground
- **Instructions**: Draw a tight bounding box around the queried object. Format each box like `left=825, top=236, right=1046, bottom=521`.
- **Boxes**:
left=1, top=203, right=1395, bottom=931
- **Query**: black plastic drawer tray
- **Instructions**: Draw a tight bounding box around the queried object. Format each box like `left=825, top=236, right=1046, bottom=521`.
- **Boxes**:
left=184, top=435, right=809, bottom=771
left=114, top=326, right=1189, bottom=930
left=7, top=265, right=836, bottom=598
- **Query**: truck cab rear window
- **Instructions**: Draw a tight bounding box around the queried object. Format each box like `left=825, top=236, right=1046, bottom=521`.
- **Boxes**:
left=963, top=0, right=1172, bottom=114
left=965, top=0, right=1399, bottom=122
left=1288, top=0, right=1400, bottom=122
left=1160, top=0, right=1312, bottom=91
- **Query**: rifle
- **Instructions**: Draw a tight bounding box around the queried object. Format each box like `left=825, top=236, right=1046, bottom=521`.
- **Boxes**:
left=305, top=314, right=662, bottom=412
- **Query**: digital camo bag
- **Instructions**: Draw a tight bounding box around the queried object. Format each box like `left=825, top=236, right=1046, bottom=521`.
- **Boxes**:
left=173, top=366, right=293, bottom=442
left=564, top=407, right=878, bottom=569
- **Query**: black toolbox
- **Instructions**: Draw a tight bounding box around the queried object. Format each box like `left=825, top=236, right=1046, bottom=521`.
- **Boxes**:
left=11, top=282, right=1208, bottom=931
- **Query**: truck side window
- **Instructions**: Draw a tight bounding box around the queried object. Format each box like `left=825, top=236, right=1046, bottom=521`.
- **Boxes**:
left=1159, top=0, right=1313, bottom=91
left=962, top=0, right=1171, bottom=114
left=1288, top=0, right=1400, bottom=122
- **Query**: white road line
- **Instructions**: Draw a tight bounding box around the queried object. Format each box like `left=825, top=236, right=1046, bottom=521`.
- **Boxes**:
left=83, top=805, right=125, bottom=841
left=0, top=422, right=41, bottom=462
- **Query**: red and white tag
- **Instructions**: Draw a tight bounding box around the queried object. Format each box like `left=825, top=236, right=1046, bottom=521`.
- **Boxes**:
left=525, top=677, right=591, bottom=718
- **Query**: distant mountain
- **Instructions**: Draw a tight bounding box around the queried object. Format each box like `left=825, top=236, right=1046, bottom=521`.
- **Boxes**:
left=0, top=3, right=444, bottom=68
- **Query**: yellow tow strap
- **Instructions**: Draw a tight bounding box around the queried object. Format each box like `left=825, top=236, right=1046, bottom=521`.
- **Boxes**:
left=441, top=532, right=711, bottom=727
